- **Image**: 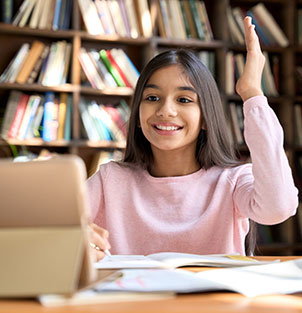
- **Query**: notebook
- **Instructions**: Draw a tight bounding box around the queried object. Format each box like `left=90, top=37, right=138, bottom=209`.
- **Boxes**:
left=0, top=155, right=116, bottom=297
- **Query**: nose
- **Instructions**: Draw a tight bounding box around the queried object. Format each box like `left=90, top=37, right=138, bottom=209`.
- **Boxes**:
left=156, top=98, right=177, bottom=117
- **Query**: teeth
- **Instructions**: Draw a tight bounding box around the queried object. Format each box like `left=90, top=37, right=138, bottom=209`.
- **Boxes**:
left=156, top=125, right=179, bottom=131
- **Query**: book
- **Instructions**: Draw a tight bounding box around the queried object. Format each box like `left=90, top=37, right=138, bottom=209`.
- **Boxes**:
left=124, top=0, right=140, bottom=38
left=262, top=51, right=278, bottom=96
left=118, top=0, right=131, bottom=37
left=79, top=47, right=106, bottom=89
left=27, top=99, right=44, bottom=138
left=104, top=105, right=127, bottom=137
left=1, top=0, right=13, bottom=23
left=229, top=102, right=244, bottom=145
left=181, top=0, right=197, bottom=39
left=0, top=91, right=23, bottom=138
left=27, top=45, right=50, bottom=84
left=106, top=50, right=132, bottom=87
left=95, top=259, right=302, bottom=297
left=17, top=94, right=41, bottom=139
left=226, top=6, right=244, bottom=45
left=109, top=48, right=139, bottom=87
left=15, top=40, right=45, bottom=84
left=18, top=0, right=37, bottom=27
left=8, top=93, right=30, bottom=138
left=134, top=0, right=152, bottom=37
left=99, top=49, right=125, bottom=87
left=77, top=0, right=104, bottom=35
left=167, top=0, right=186, bottom=39
left=59, top=0, right=72, bottom=30
left=0, top=43, right=30, bottom=83
left=88, top=50, right=117, bottom=88
left=63, top=94, right=72, bottom=141
left=95, top=252, right=277, bottom=270
left=156, top=0, right=171, bottom=38
left=87, top=101, right=112, bottom=141
left=57, top=93, right=68, bottom=140
left=250, top=3, right=289, bottom=47
left=188, top=0, right=205, bottom=40
left=196, top=1, right=213, bottom=41
left=29, top=0, right=43, bottom=28
left=78, top=100, right=101, bottom=141
left=107, top=0, right=128, bottom=37
left=12, top=0, right=30, bottom=26
left=94, top=0, right=116, bottom=35
left=52, top=0, right=62, bottom=30
left=42, top=92, right=58, bottom=142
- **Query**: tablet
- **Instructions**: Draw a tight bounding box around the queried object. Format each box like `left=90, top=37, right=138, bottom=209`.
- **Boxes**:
left=0, top=155, right=112, bottom=297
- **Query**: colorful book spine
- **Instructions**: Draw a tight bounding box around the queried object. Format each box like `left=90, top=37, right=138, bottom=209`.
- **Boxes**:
left=99, top=49, right=125, bottom=87
left=8, top=93, right=30, bottom=138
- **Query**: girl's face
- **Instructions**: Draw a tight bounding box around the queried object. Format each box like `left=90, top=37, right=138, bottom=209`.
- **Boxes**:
left=139, top=65, right=202, bottom=156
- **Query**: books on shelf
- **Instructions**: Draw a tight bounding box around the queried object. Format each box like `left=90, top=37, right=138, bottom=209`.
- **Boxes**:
left=157, top=0, right=213, bottom=40
left=0, top=40, right=71, bottom=86
left=0, top=91, right=72, bottom=141
left=79, top=47, right=139, bottom=90
left=248, top=3, right=289, bottom=47
left=11, top=0, right=72, bottom=30
left=78, top=0, right=151, bottom=38
left=229, top=102, right=244, bottom=146
left=225, top=51, right=279, bottom=97
left=227, top=3, right=289, bottom=47
left=78, top=98, right=129, bottom=143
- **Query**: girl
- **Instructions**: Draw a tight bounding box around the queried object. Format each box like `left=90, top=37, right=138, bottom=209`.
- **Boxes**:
left=87, top=17, right=298, bottom=259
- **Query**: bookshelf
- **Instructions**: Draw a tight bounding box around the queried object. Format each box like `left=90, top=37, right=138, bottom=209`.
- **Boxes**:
left=0, top=0, right=301, bottom=256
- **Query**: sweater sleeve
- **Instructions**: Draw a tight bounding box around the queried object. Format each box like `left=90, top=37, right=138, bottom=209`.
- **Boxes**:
left=233, top=96, right=298, bottom=224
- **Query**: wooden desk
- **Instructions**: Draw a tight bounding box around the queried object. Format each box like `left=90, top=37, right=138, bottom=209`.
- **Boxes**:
left=0, top=257, right=301, bottom=313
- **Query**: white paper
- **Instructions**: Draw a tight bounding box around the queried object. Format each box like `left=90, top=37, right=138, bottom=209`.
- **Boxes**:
left=95, top=259, right=302, bottom=297
left=94, top=252, right=277, bottom=269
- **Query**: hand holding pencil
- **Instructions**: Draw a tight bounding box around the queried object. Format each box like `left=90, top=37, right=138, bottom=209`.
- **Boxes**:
left=88, top=223, right=111, bottom=260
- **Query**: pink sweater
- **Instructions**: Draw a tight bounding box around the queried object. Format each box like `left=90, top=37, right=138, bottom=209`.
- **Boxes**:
left=87, top=96, right=298, bottom=255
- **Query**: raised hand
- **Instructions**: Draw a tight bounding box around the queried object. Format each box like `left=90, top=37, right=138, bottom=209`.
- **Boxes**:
left=236, top=16, right=265, bottom=102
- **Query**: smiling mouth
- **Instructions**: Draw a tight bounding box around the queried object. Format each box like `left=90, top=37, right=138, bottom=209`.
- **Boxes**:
left=153, top=124, right=183, bottom=131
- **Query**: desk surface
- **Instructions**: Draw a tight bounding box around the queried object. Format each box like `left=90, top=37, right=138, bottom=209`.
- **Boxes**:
left=0, top=256, right=301, bottom=313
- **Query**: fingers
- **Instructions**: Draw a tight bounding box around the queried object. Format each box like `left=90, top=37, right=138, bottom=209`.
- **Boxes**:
left=88, top=223, right=111, bottom=261
left=243, top=16, right=261, bottom=52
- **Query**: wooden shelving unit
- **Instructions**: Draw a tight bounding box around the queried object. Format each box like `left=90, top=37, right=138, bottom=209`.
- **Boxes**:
left=0, top=0, right=301, bottom=255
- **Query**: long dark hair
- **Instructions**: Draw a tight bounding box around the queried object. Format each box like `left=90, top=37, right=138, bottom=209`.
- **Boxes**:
left=123, top=49, right=256, bottom=255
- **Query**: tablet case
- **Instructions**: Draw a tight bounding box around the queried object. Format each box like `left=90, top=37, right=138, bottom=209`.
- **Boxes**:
left=0, top=155, right=109, bottom=297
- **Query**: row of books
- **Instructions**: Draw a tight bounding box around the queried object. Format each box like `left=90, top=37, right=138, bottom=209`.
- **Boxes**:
left=78, top=0, right=152, bottom=38
left=0, top=40, right=71, bottom=86
left=225, top=51, right=279, bottom=96
left=79, top=98, right=130, bottom=142
left=156, top=0, right=213, bottom=41
left=8, top=0, right=72, bottom=30
left=0, top=91, right=72, bottom=142
left=227, top=3, right=289, bottom=47
left=228, top=102, right=244, bottom=146
left=79, top=48, right=139, bottom=89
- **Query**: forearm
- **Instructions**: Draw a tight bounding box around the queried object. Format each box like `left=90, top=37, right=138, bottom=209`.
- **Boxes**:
left=236, top=96, right=298, bottom=224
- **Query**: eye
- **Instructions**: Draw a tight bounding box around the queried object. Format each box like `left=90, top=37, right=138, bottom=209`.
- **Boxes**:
left=178, top=97, right=192, bottom=103
left=145, top=95, right=159, bottom=102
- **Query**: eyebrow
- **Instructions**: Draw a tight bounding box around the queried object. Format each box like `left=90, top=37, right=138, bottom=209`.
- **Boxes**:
left=144, top=84, right=197, bottom=93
